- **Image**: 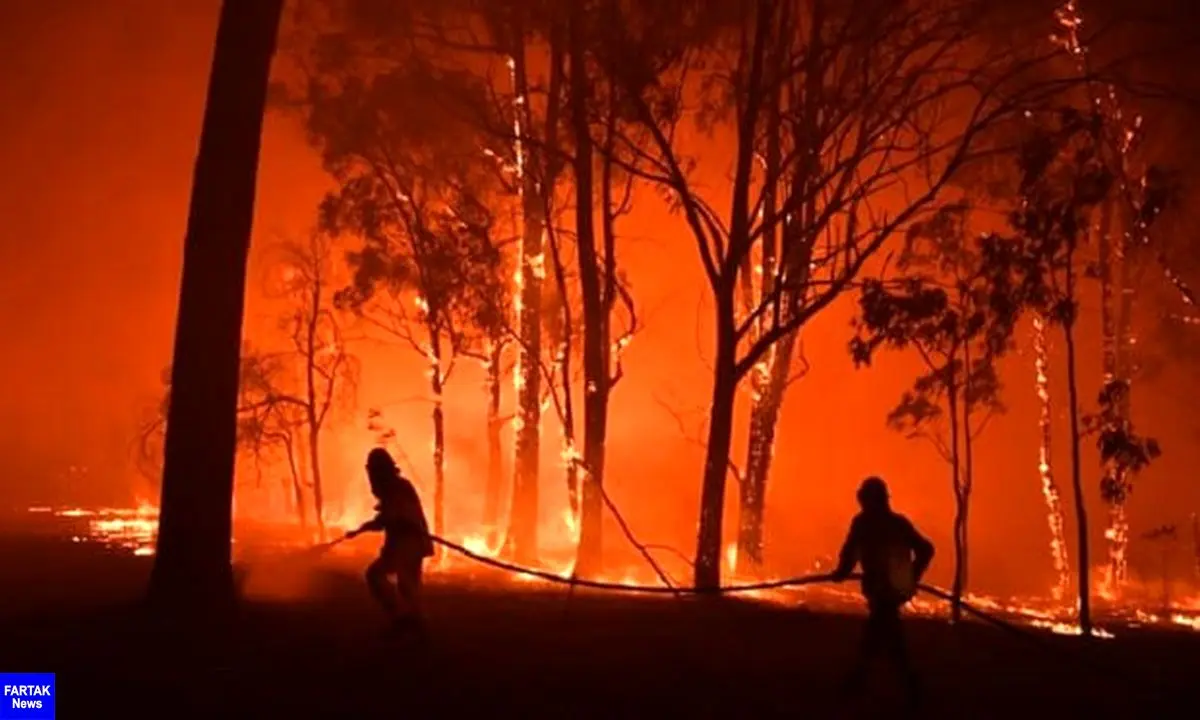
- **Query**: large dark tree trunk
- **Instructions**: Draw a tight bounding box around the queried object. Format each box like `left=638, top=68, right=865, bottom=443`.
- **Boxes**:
left=1063, top=246, right=1093, bottom=637
left=694, top=285, right=738, bottom=590
left=961, top=344, right=975, bottom=611
left=947, top=367, right=965, bottom=624
left=736, top=55, right=783, bottom=573
left=737, top=1, right=810, bottom=573
left=305, top=277, right=326, bottom=542
left=148, top=0, right=284, bottom=614
left=695, top=3, right=770, bottom=590
left=569, top=0, right=609, bottom=578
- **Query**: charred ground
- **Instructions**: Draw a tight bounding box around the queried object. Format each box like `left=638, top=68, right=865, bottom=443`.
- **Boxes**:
left=1, top=537, right=1196, bottom=718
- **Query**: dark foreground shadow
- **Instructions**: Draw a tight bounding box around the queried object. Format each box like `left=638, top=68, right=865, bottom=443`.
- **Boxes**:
left=0, top=537, right=1196, bottom=718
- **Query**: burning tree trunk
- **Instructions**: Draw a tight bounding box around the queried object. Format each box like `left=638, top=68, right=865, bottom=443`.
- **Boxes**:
left=737, top=330, right=797, bottom=570
left=736, top=42, right=784, bottom=572
left=735, top=11, right=809, bottom=571
left=303, top=277, right=327, bottom=542
left=483, top=338, right=505, bottom=545
left=427, top=327, right=447, bottom=559
left=1096, top=199, right=1130, bottom=596
left=1033, top=315, right=1071, bottom=601
left=503, top=25, right=558, bottom=564
left=1108, top=204, right=1137, bottom=591
left=544, top=193, right=581, bottom=530
left=148, top=0, right=283, bottom=613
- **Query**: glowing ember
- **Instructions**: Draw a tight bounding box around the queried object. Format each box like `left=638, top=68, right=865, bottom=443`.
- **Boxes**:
left=1171, top=614, right=1200, bottom=630
left=1028, top=619, right=1115, bottom=639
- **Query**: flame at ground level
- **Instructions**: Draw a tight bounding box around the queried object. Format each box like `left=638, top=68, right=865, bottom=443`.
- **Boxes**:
left=26, top=504, right=1200, bottom=638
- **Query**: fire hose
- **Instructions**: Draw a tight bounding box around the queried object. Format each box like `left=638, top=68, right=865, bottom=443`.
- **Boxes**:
left=298, top=532, right=1154, bottom=691
left=308, top=533, right=1064, bottom=639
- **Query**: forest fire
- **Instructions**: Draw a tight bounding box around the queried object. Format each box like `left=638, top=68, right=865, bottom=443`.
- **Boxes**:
left=8, top=0, right=1200, bottom=712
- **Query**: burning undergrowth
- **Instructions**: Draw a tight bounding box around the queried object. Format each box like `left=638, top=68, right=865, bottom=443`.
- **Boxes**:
left=26, top=504, right=1200, bottom=638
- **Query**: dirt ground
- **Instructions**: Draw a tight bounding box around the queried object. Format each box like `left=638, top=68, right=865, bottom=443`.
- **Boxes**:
left=0, top=536, right=1197, bottom=719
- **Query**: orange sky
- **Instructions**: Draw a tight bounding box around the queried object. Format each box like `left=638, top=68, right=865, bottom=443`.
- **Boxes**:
left=2, top=0, right=1198, bottom=597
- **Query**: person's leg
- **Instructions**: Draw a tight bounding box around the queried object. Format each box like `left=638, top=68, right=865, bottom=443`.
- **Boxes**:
left=366, top=557, right=400, bottom=618
left=395, top=555, right=424, bottom=619
left=843, top=601, right=885, bottom=696
left=882, top=603, right=921, bottom=708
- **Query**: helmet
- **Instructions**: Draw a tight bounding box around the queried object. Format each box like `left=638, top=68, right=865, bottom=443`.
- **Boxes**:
left=366, top=448, right=399, bottom=496
left=366, top=447, right=397, bottom=474
left=857, top=476, right=889, bottom=511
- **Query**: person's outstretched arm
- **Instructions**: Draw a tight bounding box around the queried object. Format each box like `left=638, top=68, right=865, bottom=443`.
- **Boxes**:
left=907, top=522, right=935, bottom=583
left=346, top=515, right=384, bottom=538
left=831, top=518, right=861, bottom=580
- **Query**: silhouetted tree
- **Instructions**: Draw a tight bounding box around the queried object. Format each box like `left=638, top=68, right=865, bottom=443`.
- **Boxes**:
left=598, top=0, right=1082, bottom=589
left=143, top=338, right=351, bottom=537
left=549, top=0, right=643, bottom=576
left=1051, top=0, right=1185, bottom=594
left=236, top=352, right=308, bottom=527
left=850, top=203, right=1020, bottom=621
left=269, top=233, right=358, bottom=540
left=301, top=58, right=510, bottom=553
left=148, top=0, right=285, bottom=614
left=281, top=0, right=573, bottom=563
left=1084, top=379, right=1161, bottom=507
left=1001, top=107, right=1171, bottom=634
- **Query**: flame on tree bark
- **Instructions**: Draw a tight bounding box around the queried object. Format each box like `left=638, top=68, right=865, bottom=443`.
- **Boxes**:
left=1051, top=0, right=1177, bottom=601
left=567, top=0, right=635, bottom=578
left=148, top=0, right=284, bottom=613
left=1054, top=0, right=1134, bottom=595
left=288, top=34, right=514, bottom=559
left=483, top=338, right=507, bottom=545
left=1032, top=314, right=1071, bottom=601
left=1012, top=107, right=1169, bottom=635
left=504, top=19, right=560, bottom=564
left=1095, top=197, right=1128, bottom=594
left=1005, top=111, right=1114, bottom=636
left=736, top=0, right=813, bottom=572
